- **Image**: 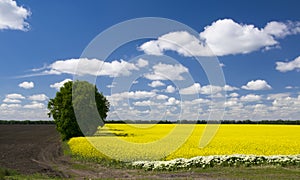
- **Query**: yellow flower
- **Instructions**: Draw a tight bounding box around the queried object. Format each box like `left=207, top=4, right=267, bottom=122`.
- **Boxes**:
left=68, top=124, right=300, bottom=161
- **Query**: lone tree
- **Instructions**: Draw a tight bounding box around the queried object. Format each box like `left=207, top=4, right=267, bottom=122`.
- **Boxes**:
left=48, top=80, right=109, bottom=140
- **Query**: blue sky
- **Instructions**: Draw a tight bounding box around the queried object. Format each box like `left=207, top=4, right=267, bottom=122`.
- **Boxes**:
left=1, top=0, right=300, bottom=120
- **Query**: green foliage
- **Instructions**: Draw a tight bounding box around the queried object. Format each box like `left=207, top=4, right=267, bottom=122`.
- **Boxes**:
left=48, top=80, right=109, bottom=140
left=0, top=167, right=19, bottom=179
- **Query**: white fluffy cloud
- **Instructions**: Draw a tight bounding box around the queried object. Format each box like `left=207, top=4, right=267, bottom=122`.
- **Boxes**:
left=0, top=93, right=49, bottom=119
left=264, top=21, right=300, bottom=38
left=6, top=93, right=25, bottom=99
left=285, top=86, right=294, bottom=89
left=3, top=98, right=21, bottom=103
left=264, top=21, right=290, bottom=38
left=199, top=19, right=278, bottom=56
left=148, top=80, right=165, bottom=88
left=0, top=105, right=49, bottom=120
left=3, top=93, right=25, bottom=104
left=224, top=99, right=239, bottom=107
left=156, top=94, right=168, bottom=100
left=50, top=79, right=72, bottom=90
left=0, top=0, right=31, bottom=31
left=0, top=103, right=21, bottom=108
left=139, top=31, right=212, bottom=56
left=140, top=19, right=300, bottom=57
left=200, top=85, right=223, bottom=95
left=136, top=58, right=149, bottom=68
left=267, top=93, right=290, bottom=100
left=108, top=91, right=156, bottom=103
left=179, top=84, right=238, bottom=95
left=35, top=58, right=139, bottom=77
left=50, top=58, right=139, bottom=77
left=165, top=85, right=176, bottom=93
left=229, top=92, right=239, bottom=97
left=24, top=101, right=45, bottom=109
left=144, top=63, right=188, bottom=81
left=276, top=56, right=300, bottom=72
left=28, top=94, right=48, bottom=101
left=240, top=94, right=262, bottom=102
left=224, top=85, right=239, bottom=91
left=18, top=81, right=34, bottom=89
left=241, top=80, right=272, bottom=90
left=179, top=83, right=201, bottom=95
left=133, top=100, right=157, bottom=107
left=165, top=97, right=180, bottom=106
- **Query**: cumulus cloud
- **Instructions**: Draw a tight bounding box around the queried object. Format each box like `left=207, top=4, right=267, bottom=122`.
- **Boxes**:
left=18, top=81, right=34, bottom=89
left=136, top=58, right=149, bottom=68
left=148, top=80, right=165, bottom=88
left=241, top=80, right=272, bottom=90
left=6, top=93, right=25, bottom=99
left=139, top=31, right=212, bottom=56
left=50, top=79, right=72, bottom=90
left=229, top=92, right=239, bottom=97
left=179, top=84, right=237, bottom=95
left=264, top=21, right=300, bottom=38
left=24, top=101, right=45, bottom=109
left=3, top=98, right=21, bottom=103
left=0, top=103, right=21, bottom=108
left=1, top=93, right=24, bottom=106
left=276, top=56, right=300, bottom=72
left=50, top=58, right=139, bottom=77
left=267, top=93, right=290, bottom=100
left=199, top=19, right=278, bottom=55
left=165, top=85, right=176, bottom=93
left=0, top=93, right=50, bottom=120
left=28, top=58, right=140, bottom=78
left=0, top=0, right=31, bottom=31
left=28, top=94, right=48, bottom=101
left=165, top=97, right=180, bottom=106
left=140, top=19, right=300, bottom=57
left=224, top=99, right=239, bottom=107
left=0, top=105, right=49, bottom=120
left=179, top=83, right=201, bottom=95
left=108, top=91, right=156, bottom=103
left=224, top=84, right=239, bottom=91
left=240, top=94, right=262, bottom=102
left=144, top=63, right=188, bottom=81
left=264, top=21, right=290, bottom=38
left=156, top=94, right=168, bottom=100
left=133, top=100, right=157, bottom=106
left=200, top=85, right=223, bottom=95
left=272, top=96, right=294, bottom=107
left=139, top=40, right=163, bottom=56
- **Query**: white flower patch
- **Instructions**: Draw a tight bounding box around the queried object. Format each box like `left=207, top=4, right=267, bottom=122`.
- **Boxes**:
left=131, top=154, right=300, bottom=170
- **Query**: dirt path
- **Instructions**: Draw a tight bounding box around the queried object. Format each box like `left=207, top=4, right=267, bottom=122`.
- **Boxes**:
left=0, top=125, right=65, bottom=177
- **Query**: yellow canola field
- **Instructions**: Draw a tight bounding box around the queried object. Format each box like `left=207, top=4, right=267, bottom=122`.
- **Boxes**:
left=68, top=124, right=300, bottom=161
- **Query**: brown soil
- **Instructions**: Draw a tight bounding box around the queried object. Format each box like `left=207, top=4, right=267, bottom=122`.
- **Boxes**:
left=0, top=125, right=218, bottom=179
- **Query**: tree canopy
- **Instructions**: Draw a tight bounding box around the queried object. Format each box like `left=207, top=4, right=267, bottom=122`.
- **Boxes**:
left=48, top=80, right=109, bottom=140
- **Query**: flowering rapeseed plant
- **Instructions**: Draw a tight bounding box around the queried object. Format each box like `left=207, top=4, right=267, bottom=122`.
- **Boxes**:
left=68, top=124, right=300, bottom=162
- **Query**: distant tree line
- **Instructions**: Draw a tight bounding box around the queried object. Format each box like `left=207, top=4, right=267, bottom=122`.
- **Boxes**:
left=1, top=119, right=300, bottom=125
left=106, top=120, right=300, bottom=125
left=220, top=120, right=300, bottom=125
left=0, top=120, right=55, bottom=124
